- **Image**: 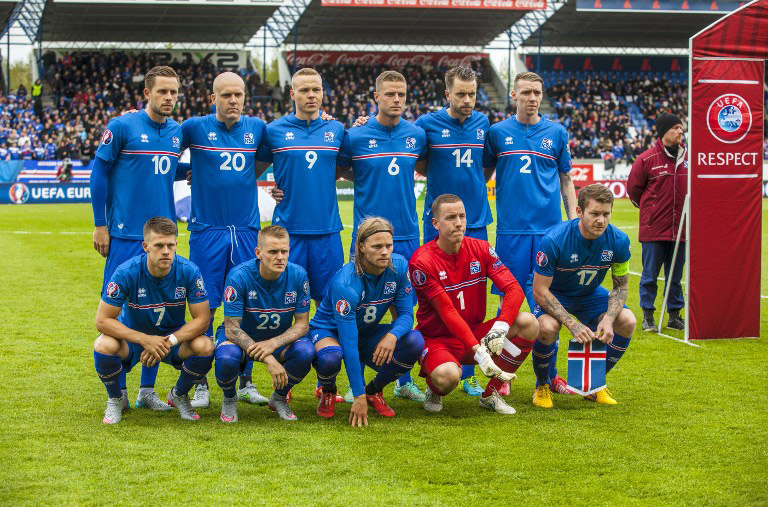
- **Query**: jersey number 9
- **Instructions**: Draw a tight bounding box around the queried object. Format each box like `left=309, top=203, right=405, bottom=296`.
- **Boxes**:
left=306, top=150, right=317, bottom=169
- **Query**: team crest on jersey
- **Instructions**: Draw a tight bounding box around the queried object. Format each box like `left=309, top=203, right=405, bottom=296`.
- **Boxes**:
left=242, top=132, right=254, bottom=145
left=441, top=129, right=450, bottom=138
left=175, top=287, right=186, bottom=299
left=141, top=134, right=149, bottom=143
left=138, top=288, right=146, bottom=298
left=707, top=93, right=751, bottom=144
left=172, top=137, right=180, bottom=148
left=405, top=137, right=416, bottom=149
left=101, top=129, right=113, bottom=145
left=196, top=277, right=205, bottom=291
left=476, top=129, right=484, bottom=140
left=106, top=282, right=120, bottom=298
left=335, top=299, right=351, bottom=316
left=324, top=131, right=334, bottom=142
left=285, top=291, right=297, bottom=304
left=384, top=282, right=397, bottom=294
left=492, top=259, right=503, bottom=270
left=224, top=286, right=237, bottom=303
left=601, top=250, right=614, bottom=262
left=488, top=246, right=498, bottom=259
left=285, top=132, right=295, bottom=141
left=439, top=270, right=447, bottom=281
left=505, top=136, right=513, bottom=145
left=570, top=253, right=579, bottom=263
left=470, top=261, right=481, bottom=275
left=536, top=251, right=548, bottom=267
left=208, top=132, right=217, bottom=141
left=303, top=281, right=310, bottom=296
left=411, top=270, right=427, bottom=287
left=368, top=139, right=377, bottom=148
left=540, top=138, right=553, bottom=150
left=248, top=290, right=257, bottom=300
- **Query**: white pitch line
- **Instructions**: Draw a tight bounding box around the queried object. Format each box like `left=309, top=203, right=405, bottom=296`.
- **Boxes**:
left=655, top=332, right=701, bottom=347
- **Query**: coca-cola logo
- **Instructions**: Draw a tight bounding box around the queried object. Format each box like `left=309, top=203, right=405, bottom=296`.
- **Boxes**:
left=284, top=51, right=487, bottom=67
left=570, top=165, right=594, bottom=182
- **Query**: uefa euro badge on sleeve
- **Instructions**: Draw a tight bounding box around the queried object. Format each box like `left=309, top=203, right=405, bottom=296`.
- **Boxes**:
left=566, top=340, right=607, bottom=396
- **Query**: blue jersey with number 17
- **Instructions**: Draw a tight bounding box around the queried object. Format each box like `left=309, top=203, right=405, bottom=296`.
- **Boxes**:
left=338, top=118, right=427, bottom=241
left=181, top=114, right=267, bottom=231
left=257, top=113, right=345, bottom=234
left=483, top=115, right=571, bottom=234
left=415, top=109, right=492, bottom=230
left=95, top=110, right=181, bottom=240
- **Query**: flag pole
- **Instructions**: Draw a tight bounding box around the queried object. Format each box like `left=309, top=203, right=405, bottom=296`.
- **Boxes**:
left=657, top=193, right=689, bottom=338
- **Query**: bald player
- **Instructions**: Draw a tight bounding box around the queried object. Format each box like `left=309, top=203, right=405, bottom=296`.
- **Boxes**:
left=181, top=71, right=272, bottom=407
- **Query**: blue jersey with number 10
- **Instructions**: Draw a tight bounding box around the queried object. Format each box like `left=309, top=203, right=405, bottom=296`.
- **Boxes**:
left=95, top=110, right=181, bottom=240
left=338, top=118, right=427, bottom=241
left=181, top=114, right=267, bottom=231
left=257, top=114, right=345, bottom=234
left=483, top=115, right=571, bottom=234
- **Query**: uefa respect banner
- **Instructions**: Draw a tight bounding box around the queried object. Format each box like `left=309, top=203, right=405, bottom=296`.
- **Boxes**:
left=688, top=58, right=763, bottom=339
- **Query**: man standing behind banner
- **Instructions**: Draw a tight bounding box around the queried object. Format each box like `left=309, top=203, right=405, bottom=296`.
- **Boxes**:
left=627, top=112, right=687, bottom=332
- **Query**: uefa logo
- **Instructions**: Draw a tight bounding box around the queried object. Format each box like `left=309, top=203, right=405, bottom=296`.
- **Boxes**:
left=706, top=93, right=752, bottom=144
left=9, top=182, right=29, bottom=204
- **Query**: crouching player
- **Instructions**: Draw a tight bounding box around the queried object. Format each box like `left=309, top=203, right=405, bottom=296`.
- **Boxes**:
left=309, top=217, right=424, bottom=427
left=93, top=217, right=214, bottom=424
left=214, top=226, right=314, bottom=422
left=527, top=184, right=636, bottom=408
left=409, top=195, right=538, bottom=415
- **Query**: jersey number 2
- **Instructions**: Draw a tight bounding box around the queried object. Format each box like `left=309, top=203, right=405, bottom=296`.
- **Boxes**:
left=519, top=155, right=532, bottom=174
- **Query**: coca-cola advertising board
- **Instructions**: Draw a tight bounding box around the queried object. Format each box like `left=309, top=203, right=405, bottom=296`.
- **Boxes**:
left=320, top=0, right=545, bottom=9
left=285, top=51, right=488, bottom=68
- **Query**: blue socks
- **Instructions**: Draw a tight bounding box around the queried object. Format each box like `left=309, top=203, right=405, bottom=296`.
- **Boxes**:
left=396, top=371, right=413, bottom=387
left=366, top=331, right=424, bottom=395
left=94, top=351, right=123, bottom=398
left=606, top=334, right=631, bottom=373
left=313, top=346, right=343, bottom=393
left=274, top=340, right=314, bottom=397
left=139, top=362, right=159, bottom=388
left=548, top=340, right=559, bottom=380
left=532, top=340, right=556, bottom=387
left=460, top=364, right=475, bottom=381
left=176, top=355, right=214, bottom=396
left=215, top=344, right=244, bottom=398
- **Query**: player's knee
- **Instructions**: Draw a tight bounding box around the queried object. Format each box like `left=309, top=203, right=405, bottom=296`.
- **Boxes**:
left=288, top=339, right=316, bottom=369
left=214, top=343, right=242, bottom=375
left=432, top=365, right=461, bottom=392
left=94, top=334, right=120, bottom=355
left=190, top=335, right=215, bottom=356
left=537, top=317, right=560, bottom=344
left=398, top=330, right=425, bottom=363
left=514, top=312, right=539, bottom=341
left=615, top=309, right=637, bottom=336
left=313, top=345, right=343, bottom=374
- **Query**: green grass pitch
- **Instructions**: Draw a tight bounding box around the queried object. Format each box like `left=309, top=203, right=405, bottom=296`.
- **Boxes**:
left=1, top=199, right=766, bottom=505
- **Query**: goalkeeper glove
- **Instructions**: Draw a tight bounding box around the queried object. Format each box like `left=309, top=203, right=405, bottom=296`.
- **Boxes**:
left=474, top=345, right=515, bottom=382
left=482, top=320, right=519, bottom=356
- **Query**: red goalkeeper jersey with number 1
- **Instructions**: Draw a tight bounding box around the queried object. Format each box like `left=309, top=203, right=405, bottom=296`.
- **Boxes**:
left=409, top=237, right=520, bottom=338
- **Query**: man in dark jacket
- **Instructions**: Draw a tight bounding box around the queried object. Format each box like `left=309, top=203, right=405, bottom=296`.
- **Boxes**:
left=627, top=113, right=687, bottom=331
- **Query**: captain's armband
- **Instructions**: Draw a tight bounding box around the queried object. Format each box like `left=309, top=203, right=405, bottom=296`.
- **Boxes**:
left=611, top=260, right=629, bottom=277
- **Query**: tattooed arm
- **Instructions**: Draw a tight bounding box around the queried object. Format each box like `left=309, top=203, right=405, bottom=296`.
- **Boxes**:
left=533, top=272, right=595, bottom=343
left=248, top=312, right=310, bottom=362
left=224, top=316, right=258, bottom=355
left=595, top=274, right=629, bottom=343
left=558, top=171, right=577, bottom=219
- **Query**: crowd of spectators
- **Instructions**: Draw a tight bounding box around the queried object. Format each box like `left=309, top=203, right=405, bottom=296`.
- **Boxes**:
left=3, top=51, right=766, bottom=168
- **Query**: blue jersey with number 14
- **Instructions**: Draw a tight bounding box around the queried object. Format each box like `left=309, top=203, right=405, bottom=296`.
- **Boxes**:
left=181, top=114, right=267, bottom=231
left=95, top=110, right=181, bottom=240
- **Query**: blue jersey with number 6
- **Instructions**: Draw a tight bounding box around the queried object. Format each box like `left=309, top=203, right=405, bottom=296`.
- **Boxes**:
left=95, top=110, right=181, bottom=240
left=181, top=114, right=267, bottom=231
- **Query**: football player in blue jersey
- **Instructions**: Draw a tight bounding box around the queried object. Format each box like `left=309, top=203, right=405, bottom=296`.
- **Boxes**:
left=180, top=71, right=271, bottom=409
left=309, top=217, right=424, bottom=426
left=414, top=65, right=495, bottom=397
left=525, top=184, right=635, bottom=408
left=90, top=66, right=186, bottom=412
left=483, top=71, right=578, bottom=397
left=93, top=217, right=214, bottom=424
left=214, top=226, right=314, bottom=422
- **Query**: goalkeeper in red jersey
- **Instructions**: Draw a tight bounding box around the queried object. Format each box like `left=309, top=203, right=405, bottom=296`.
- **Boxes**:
left=409, top=194, right=538, bottom=415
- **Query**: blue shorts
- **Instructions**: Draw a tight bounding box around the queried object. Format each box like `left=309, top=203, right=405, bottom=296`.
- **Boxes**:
left=349, top=232, right=419, bottom=264
left=423, top=223, right=488, bottom=244
left=103, top=238, right=144, bottom=293
left=123, top=341, right=183, bottom=374
left=308, top=324, right=393, bottom=371
left=288, top=233, right=344, bottom=302
left=524, top=285, right=629, bottom=330
left=189, top=228, right=259, bottom=309
left=491, top=233, right=544, bottom=296
left=214, top=325, right=312, bottom=371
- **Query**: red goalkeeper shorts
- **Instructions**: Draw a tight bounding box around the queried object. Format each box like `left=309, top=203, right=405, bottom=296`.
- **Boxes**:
left=418, top=317, right=499, bottom=377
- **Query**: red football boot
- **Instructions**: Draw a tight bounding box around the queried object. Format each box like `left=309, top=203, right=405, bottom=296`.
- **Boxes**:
left=550, top=375, right=574, bottom=395
left=366, top=392, right=396, bottom=417
left=314, top=386, right=344, bottom=403
left=316, top=390, right=337, bottom=419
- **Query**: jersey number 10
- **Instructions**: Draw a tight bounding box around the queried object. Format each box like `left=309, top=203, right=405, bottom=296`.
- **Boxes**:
left=152, top=155, right=171, bottom=175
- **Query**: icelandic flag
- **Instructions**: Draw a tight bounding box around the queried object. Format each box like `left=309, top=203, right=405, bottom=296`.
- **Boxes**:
left=566, top=340, right=607, bottom=396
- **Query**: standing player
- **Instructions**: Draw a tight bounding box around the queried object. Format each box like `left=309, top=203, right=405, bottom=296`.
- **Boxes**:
left=213, top=226, right=314, bottom=422
left=526, top=184, right=635, bottom=407
left=308, top=218, right=424, bottom=426
left=181, top=71, right=270, bottom=408
left=90, top=66, right=184, bottom=412
left=409, top=194, right=538, bottom=414
left=483, top=71, right=577, bottom=396
left=335, top=70, right=428, bottom=402
left=414, top=65, right=494, bottom=397
left=93, top=217, right=214, bottom=424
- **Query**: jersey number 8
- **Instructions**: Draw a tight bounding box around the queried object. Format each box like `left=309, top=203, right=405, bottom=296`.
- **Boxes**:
left=363, top=306, right=377, bottom=323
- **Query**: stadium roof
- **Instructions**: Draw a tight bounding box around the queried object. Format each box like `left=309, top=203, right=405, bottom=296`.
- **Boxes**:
left=0, top=1, right=16, bottom=33
left=288, top=0, right=528, bottom=47
left=520, top=0, right=722, bottom=49
left=39, top=0, right=281, bottom=44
